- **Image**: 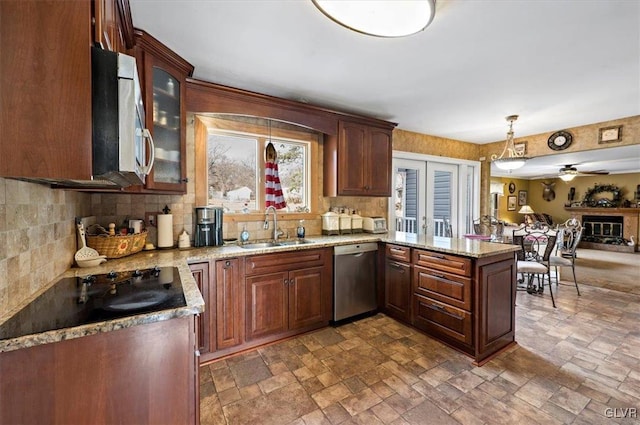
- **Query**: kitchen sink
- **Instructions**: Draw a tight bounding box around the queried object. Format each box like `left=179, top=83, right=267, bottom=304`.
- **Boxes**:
left=277, top=239, right=313, bottom=246
left=239, top=239, right=313, bottom=249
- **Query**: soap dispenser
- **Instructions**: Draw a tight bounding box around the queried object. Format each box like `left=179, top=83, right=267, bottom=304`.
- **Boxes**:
left=297, top=220, right=306, bottom=239
left=240, top=225, right=250, bottom=243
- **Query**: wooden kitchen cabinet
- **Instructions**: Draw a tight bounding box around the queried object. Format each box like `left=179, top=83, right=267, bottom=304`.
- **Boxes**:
left=214, top=258, right=244, bottom=351
left=133, top=29, right=194, bottom=193
left=245, top=248, right=332, bottom=342
left=0, top=0, right=93, bottom=180
left=384, top=244, right=412, bottom=323
left=324, top=119, right=394, bottom=197
left=190, top=259, right=245, bottom=363
left=93, top=0, right=134, bottom=54
left=0, top=317, right=198, bottom=424
left=382, top=243, right=517, bottom=365
left=189, top=261, right=211, bottom=355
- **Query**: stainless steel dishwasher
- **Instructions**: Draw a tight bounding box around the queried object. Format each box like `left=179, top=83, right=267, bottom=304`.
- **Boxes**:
left=333, top=243, right=378, bottom=321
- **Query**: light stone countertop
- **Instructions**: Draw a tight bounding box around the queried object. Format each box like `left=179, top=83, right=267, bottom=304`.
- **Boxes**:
left=0, top=232, right=519, bottom=353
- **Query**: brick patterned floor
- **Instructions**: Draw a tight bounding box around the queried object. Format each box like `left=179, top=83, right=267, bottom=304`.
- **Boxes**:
left=200, top=282, right=640, bottom=424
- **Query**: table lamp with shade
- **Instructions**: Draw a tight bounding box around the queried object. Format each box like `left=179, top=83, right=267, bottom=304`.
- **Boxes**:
left=518, top=205, right=534, bottom=224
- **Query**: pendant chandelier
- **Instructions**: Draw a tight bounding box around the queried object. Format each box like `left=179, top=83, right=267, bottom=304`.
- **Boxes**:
left=312, top=0, right=436, bottom=38
left=491, top=115, right=528, bottom=171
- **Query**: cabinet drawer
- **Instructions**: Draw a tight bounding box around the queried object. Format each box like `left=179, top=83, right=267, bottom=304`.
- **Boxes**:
left=245, top=248, right=327, bottom=275
left=414, top=265, right=472, bottom=311
left=413, top=249, right=472, bottom=277
left=413, top=294, right=472, bottom=345
left=386, top=244, right=411, bottom=262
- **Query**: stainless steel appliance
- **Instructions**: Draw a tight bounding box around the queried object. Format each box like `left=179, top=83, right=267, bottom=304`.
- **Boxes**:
left=194, top=207, right=223, bottom=247
left=333, top=243, right=378, bottom=321
left=91, top=46, right=154, bottom=187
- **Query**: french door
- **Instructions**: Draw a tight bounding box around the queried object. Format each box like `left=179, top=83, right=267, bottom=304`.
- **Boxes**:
left=391, top=155, right=478, bottom=237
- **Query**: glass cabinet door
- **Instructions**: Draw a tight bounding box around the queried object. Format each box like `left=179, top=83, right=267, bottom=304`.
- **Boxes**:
left=151, top=67, right=182, bottom=185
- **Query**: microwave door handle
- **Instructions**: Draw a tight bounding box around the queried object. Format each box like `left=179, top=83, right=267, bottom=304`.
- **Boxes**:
left=141, top=128, right=155, bottom=175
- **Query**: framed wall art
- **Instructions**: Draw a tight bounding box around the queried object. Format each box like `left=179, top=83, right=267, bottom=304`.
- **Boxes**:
left=518, top=190, right=527, bottom=206
left=513, top=141, right=527, bottom=156
left=507, top=196, right=517, bottom=211
left=598, top=125, right=622, bottom=144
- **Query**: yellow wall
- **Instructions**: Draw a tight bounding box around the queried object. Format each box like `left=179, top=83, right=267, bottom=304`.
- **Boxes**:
left=527, top=173, right=640, bottom=223
left=494, top=177, right=531, bottom=224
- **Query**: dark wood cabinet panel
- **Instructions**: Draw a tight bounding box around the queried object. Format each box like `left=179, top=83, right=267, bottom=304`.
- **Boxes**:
left=413, top=294, right=472, bottom=345
left=245, top=248, right=332, bottom=343
left=288, top=267, right=324, bottom=330
left=384, top=243, right=516, bottom=365
left=189, top=262, right=211, bottom=355
left=384, top=259, right=412, bottom=322
left=0, top=317, right=197, bottom=424
left=215, top=258, right=244, bottom=350
left=386, top=244, right=411, bottom=262
left=326, top=120, right=393, bottom=197
left=413, top=249, right=472, bottom=277
left=93, top=0, right=134, bottom=53
left=413, top=265, right=472, bottom=311
left=246, top=271, right=288, bottom=340
left=367, top=127, right=393, bottom=196
left=475, top=255, right=517, bottom=361
left=0, top=0, right=92, bottom=180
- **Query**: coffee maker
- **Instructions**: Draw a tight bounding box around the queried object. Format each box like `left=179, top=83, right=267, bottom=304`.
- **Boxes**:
left=194, top=207, right=223, bottom=247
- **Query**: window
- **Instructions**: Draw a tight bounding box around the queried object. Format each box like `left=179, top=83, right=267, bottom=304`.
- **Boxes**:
left=195, top=115, right=318, bottom=215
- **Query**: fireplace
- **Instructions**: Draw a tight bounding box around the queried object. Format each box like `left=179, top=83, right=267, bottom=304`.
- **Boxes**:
left=582, top=215, right=624, bottom=244
left=567, top=207, right=638, bottom=253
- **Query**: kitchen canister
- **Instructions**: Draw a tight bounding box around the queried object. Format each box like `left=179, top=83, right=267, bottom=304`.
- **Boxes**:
left=157, top=206, right=174, bottom=249
left=339, top=211, right=352, bottom=235
left=322, top=211, right=339, bottom=235
left=351, top=212, right=363, bottom=234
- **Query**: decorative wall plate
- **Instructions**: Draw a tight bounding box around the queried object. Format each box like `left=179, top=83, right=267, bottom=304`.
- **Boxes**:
left=547, top=130, right=573, bottom=151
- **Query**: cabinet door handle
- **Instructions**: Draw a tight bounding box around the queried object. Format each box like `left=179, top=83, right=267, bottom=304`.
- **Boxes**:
left=429, top=303, right=462, bottom=319
left=427, top=254, right=445, bottom=260
left=390, top=248, right=405, bottom=254
left=389, top=262, right=405, bottom=273
left=283, top=279, right=289, bottom=285
left=181, top=177, right=189, bottom=183
left=431, top=272, right=445, bottom=278
left=224, top=260, right=231, bottom=268
left=364, top=185, right=370, bottom=190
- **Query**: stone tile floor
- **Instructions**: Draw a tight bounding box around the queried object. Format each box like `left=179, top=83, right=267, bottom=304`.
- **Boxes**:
left=200, top=282, right=640, bottom=424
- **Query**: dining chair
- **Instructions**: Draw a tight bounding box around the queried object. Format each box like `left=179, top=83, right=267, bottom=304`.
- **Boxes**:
left=513, top=223, right=558, bottom=308
left=550, top=220, right=583, bottom=296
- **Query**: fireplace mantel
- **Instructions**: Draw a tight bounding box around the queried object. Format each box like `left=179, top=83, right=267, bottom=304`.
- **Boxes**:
left=564, top=207, right=640, bottom=214
left=564, top=207, right=639, bottom=252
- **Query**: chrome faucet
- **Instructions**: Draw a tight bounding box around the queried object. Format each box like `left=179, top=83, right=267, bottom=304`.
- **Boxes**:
left=264, top=206, right=284, bottom=241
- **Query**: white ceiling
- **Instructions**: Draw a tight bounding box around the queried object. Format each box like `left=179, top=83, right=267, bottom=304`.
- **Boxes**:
left=129, top=0, right=640, bottom=178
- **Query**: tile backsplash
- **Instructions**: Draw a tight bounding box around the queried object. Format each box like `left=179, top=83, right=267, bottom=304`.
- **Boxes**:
left=0, top=178, right=91, bottom=321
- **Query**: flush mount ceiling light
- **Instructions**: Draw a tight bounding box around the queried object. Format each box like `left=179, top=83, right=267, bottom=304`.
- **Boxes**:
left=491, top=115, right=528, bottom=171
left=312, top=0, right=436, bottom=38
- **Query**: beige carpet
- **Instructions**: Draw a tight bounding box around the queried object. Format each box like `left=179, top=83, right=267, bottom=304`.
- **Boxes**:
left=558, top=248, right=640, bottom=295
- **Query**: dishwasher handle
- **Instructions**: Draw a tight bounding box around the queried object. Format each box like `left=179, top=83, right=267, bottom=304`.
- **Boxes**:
left=334, top=242, right=378, bottom=256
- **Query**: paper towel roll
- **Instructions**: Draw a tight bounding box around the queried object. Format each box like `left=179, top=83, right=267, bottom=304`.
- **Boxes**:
left=157, top=214, right=174, bottom=248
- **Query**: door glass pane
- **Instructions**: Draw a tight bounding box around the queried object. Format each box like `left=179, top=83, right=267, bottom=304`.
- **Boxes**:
left=152, top=67, right=181, bottom=184
left=394, top=168, right=419, bottom=233
left=432, top=170, right=452, bottom=236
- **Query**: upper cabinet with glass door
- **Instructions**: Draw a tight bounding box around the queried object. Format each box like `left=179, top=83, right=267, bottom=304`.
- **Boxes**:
left=133, top=29, right=194, bottom=193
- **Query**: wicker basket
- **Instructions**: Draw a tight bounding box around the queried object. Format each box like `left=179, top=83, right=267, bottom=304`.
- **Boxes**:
left=86, top=230, right=148, bottom=259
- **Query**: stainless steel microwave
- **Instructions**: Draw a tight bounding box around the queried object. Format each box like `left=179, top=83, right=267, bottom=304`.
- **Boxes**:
left=91, top=47, right=154, bottom=187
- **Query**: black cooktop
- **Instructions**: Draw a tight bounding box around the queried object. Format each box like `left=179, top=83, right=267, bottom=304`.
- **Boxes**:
left=0, top=266, right=186, bottom=341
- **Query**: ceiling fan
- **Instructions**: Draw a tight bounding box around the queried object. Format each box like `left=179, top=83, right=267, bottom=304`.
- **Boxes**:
left=558, top=164, right=609, bottom=181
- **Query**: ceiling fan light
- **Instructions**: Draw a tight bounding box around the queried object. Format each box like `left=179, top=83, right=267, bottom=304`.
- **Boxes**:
left=559, top=173, right=577, bottom=182
left=312, top=0, right=436, bottom=38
